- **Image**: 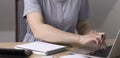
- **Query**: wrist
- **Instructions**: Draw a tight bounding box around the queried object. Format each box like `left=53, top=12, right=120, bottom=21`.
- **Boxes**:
left=75, top=34, right=81, bottom=44
left=77, top=35, right=86, bottom=45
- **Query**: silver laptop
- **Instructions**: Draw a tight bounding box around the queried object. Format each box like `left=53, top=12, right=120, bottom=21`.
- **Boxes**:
left=72, top=30, right=120, bottom=58
left=107, top=30, right=120, bottom=58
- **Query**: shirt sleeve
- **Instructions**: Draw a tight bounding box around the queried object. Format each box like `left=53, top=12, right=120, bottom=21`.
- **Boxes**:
left=23, top=0, right=42, bottom=18
left=78, top=0, right=90, bottom=20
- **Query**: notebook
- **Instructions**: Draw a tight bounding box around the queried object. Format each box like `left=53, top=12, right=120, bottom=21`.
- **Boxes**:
left=14, top=42, right=67, bottom=55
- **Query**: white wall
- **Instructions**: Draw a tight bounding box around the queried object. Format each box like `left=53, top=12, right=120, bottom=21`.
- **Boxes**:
left=88, top=0, right=120, bottom=39
left=0, top=0, right=15, bottom=42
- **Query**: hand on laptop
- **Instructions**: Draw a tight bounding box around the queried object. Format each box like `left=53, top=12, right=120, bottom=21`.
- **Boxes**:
left=78, top=30, right=107, bottom=49
left=93, top=32, right=107, bottom=49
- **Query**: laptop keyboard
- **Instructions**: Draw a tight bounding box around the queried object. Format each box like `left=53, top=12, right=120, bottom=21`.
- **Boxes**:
left=87, top=46, right=112, bottom=57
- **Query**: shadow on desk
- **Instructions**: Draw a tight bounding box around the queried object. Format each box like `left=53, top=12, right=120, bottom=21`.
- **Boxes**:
left=0, top=55, right=30, bottom=58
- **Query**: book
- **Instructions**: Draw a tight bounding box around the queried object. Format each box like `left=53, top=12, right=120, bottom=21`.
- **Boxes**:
left=14, top=42, right=67, bottom=55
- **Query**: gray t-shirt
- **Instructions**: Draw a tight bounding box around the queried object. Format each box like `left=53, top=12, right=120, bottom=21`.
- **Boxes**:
left=23, top=0, right=89, bottom=42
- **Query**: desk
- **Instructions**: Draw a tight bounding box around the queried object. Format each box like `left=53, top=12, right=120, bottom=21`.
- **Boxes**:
left=0, top=39, right=116, bottom=58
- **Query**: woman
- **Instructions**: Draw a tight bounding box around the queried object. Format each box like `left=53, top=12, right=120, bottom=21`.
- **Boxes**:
left=23, top=0, right=106, bottom=48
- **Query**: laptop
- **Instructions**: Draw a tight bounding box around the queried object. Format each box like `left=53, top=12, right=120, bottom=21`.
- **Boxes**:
left=72, top=30, right=120, bottom=58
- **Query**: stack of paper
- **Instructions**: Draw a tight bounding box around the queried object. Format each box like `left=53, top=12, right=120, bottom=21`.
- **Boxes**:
left=60, top=54, right=86, bottom=58
left=60, top=54, right=101, bottom=58
left=14, top=42, right=67, bottom=55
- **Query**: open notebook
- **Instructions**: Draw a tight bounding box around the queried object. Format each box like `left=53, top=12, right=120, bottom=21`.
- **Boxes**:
left=14, top=42, right=67, bottom=55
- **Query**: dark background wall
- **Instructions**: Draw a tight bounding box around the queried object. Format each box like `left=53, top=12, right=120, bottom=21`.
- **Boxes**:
left=17, top=0, right=26, bottom=42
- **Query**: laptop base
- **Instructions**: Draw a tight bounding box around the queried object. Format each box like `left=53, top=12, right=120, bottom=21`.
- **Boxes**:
left=87, top=46, right=112, bottom=57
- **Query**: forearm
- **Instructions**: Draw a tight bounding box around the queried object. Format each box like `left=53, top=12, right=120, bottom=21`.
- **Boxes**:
left=32, top=24, right=79, bottom=44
